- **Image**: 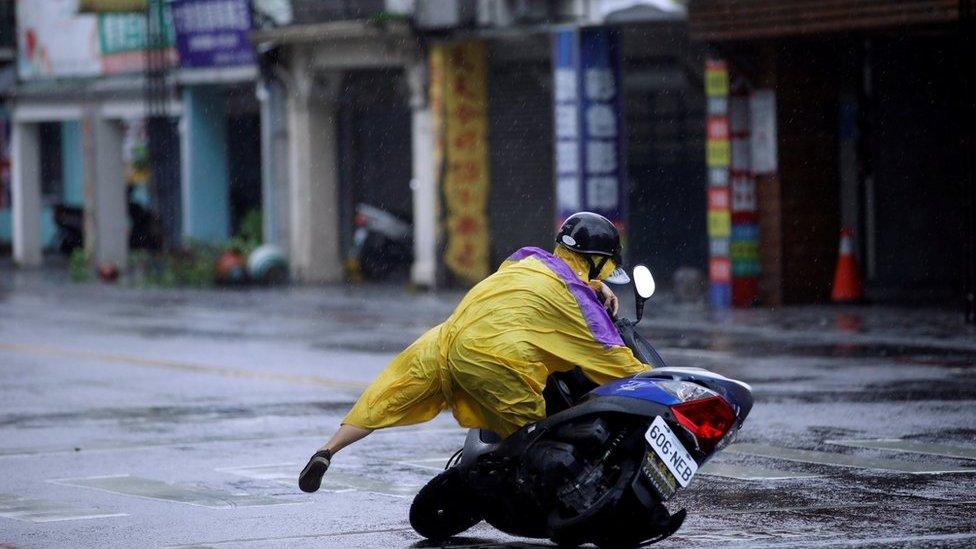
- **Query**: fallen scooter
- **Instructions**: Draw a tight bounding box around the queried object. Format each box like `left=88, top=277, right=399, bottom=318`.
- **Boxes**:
left=410, top=265, right=754, bottom=547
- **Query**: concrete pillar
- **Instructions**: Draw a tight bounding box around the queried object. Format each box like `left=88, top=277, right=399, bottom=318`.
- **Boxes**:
left=61, top=121, right=84, bottom=206
left=408, top=61, right=438, bottom=288
left=286, top=49, right=342, bottom=283
left=83, top=115, right=128, bottom=268
left=259, top=79, right=277, bottom=245
left=11, top=121, right=43, bottom=266
left=181, top=85, right=230, bottom=243
left=259, top=78, right=291, bottom=251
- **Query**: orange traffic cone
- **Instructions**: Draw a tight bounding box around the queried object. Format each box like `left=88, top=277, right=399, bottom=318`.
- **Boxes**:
left=831, top=228, right=863, bottom=303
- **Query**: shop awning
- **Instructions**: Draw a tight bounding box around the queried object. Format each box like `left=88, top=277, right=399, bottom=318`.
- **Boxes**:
left=600, top=0, right=687, bottom=23
left=249, top=19, right=412, bottom=45
left=11, top=74, right=146, bottom=102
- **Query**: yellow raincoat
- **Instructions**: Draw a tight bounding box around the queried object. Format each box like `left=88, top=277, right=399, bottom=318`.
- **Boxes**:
left=343, top=246, right=648, bottom=437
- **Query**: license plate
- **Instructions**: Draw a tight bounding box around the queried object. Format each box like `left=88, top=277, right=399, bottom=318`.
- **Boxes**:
left=644, top=416, right=698, bottom=487
left=641, top=450, right=678, bottom=500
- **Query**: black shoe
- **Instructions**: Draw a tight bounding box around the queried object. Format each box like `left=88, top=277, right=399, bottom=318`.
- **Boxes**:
left=299, top=449, right=332, bottom=493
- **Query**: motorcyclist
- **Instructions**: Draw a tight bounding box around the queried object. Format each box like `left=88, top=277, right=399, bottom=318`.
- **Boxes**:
left=299, top=212, right=649, bottom=493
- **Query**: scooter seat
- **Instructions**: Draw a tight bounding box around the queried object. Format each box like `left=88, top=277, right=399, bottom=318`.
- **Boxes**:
left=458, top=428, right=501, bottom=467
left=479, top=430, right=502, bottom=444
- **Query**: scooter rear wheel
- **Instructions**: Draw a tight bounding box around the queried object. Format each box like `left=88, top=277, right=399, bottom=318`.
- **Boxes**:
left=409, top=468, right=482, bottom=541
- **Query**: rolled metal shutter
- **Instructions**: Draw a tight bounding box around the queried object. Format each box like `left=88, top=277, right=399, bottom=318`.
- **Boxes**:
left=486, top=59, right=554, bottom=267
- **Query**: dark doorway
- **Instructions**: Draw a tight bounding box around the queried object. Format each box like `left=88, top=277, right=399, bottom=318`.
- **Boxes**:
left=865, top=35, right=966, bottom=303
left=337, top=69, right=413, bottom=273
left=486, top=59, right=555, bottom=265
left=624, top=63, right=708, bottom=283
left=226, top=113, right=263, bottom=235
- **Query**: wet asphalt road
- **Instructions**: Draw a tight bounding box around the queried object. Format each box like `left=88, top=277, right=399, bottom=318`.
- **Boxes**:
left=1, top=271, right=975, bottom=548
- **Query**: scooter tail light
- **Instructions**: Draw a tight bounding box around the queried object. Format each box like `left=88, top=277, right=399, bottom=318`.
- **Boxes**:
left=354, top=212, right=368, bottom=227
left=670, top=396, right=736, bottom=454
left=655, top=379, right=716, bottom=403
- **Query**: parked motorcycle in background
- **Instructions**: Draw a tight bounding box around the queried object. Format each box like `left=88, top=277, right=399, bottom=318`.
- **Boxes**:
left=345, top=203, right=413, bottom=282
left=53, top=198, right=162, bottom=255
left=410, top=265, right=754, bottom=547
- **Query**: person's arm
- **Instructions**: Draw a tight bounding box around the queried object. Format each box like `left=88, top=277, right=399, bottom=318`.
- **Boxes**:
left=574, top=341, right=648, bottom=386
left=534, top=284, right=648, bottom=385
left=589, top=280, right=619, bottom=316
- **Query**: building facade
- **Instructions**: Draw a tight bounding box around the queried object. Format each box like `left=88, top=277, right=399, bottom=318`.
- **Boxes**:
left=5, top=0, right=260, bottom=268
left=253, top=0, right=707, bottom=288
left=690, top=0, right=975, bottom=309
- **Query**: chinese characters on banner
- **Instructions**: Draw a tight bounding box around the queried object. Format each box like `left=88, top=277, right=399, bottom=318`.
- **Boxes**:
left=16, top=0, right=225, bottom=78
left=431, top=41, right=491, bottom=285
left=706, top=59, right=762, bottom=308
left=97, top=2, right=177, bottom=74
left=553, top=28, right=626, bottom=237
left=17, top=0, right=175, bottom=78
left=729, top=87, right=759, bottom=307
left=705, top=59, right=732, bottom=308
left=171, top=0, right=254, bottom=68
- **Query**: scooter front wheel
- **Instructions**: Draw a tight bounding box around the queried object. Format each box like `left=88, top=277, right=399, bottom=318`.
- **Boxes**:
left=409, top=467, right=482, bottom=541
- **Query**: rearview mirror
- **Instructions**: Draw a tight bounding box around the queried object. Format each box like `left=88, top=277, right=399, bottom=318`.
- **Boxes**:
left=632, top=265, right=655, bottom=323
left=633, top=265, right=655, bottom=299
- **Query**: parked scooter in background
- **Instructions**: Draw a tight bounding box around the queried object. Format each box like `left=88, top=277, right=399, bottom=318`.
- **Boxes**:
left=52, top=204, right=84, bottom=255
left=346, top=203, right=413, bottom=281
left=53, top=195, right=162, bottom=255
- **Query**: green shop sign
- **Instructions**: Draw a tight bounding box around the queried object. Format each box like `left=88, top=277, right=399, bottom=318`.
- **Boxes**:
left=97, top=2, right=174, bottom=54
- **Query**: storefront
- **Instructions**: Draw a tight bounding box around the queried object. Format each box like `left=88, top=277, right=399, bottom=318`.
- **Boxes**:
left=481, top=21, right=709, bottom=284
left=690, top=0, right=973, bottom=307
left=249, top=2, right=712, bottom=289
left=486, top=35, right=555, bottom=263
left=6, top=0, right=261, bottom=267
left=621, top=23, right=708, bottom=284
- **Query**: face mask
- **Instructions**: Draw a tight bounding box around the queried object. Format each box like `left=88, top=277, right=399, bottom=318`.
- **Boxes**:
left=590, top=256, right=614, bottom=281
left=589, top=255, right=629, bottom=284
left=603, top=264, right=630, bottom=285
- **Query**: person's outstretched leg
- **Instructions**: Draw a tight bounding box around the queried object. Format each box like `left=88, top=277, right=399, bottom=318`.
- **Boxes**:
left=299, top=424, right=372, bottom=493
left=299, top=325, right=446, bottom=494
left=319, top=424, right=373, bottom=455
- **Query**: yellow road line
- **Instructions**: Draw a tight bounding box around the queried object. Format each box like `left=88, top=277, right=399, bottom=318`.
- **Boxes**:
left=0, top=342, right=368, bottom=391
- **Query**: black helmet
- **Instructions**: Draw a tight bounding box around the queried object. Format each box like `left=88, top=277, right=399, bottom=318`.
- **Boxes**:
left=556, top=212, right=629, bottom=284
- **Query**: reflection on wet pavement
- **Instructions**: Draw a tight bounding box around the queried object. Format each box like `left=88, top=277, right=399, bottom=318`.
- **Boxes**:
left=0, top=273, right=973, bottom=546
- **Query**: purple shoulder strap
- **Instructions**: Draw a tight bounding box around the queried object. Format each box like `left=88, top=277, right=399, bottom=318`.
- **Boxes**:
left=506, top=247, right=624, bottom=348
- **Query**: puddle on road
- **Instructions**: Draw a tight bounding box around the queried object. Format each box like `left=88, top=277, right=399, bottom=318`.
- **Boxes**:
left=669, top=526, right=817, bottom=545
left=0, top=401, right=355, bottom=430
left=727, top=443, right=976, bottom=474
left=217, top=463, right=422, bottom=497
left=698, top=462, right=821, bottom=481
left=826, top=439, right=976, bottom=461
left=0, top=493, right=127, bottom=523
left=51, top=475, right=292, bottom=508
left=646, top=327, right=976, bottom=366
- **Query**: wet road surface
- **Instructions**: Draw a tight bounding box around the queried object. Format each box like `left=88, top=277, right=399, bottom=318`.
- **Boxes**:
left=1, top=272, right=975, bottom=547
